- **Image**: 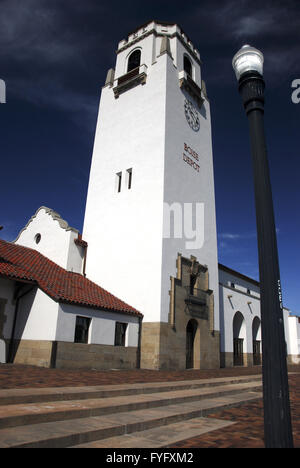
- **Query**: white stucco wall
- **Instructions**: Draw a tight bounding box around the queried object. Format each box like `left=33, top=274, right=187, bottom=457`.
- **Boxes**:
left=284, top=312, right=300, bottom=362
left=83, top=35, right=168, bottom=323
left=219, top=267, right=299, bottom=362
left=161, top=48, right=219, bottom=330
left=219, top=268, right=261, bottom=355
left=56, top=303, right=140, bottom=347
left=83, top=23, right=219, bottom=329
left=15, top=207, right=84, bottom=274
left=0, top=277, right=140, bottom=349
left=10, top=285, right=140, bottom=347
left=219, top=283, right=261, bottom=354
left=219, top=268, right=260, bottom=297
left=14, top=287, right=59, bottom=341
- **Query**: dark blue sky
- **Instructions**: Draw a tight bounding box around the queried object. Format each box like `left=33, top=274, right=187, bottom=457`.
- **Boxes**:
left=0, top=0, right=299, bottom=313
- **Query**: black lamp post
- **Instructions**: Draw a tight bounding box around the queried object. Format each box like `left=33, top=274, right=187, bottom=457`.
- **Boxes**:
left=232, top=45, right=294, bottom=448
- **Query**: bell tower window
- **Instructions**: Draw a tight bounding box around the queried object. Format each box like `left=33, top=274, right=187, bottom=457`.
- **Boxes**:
left=127, top=49, right=141, bottom=72
left=184, top=55, right=192, bottom=78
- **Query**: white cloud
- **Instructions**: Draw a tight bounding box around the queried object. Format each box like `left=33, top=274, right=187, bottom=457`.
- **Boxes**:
left=219, top=232, right=257, bottom=241
left=0, top=0, right=104, bottom=132
left=219, top=233, right=241, bottom=240
left=183, top=1, right=299, bottom=81
left=0, top=0, right=65, bottom=61
left=229, top=7, right=277, bottom=39
left=210, top=2, right=298, bottom=40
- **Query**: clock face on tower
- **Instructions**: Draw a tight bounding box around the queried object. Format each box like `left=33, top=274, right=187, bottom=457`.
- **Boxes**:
left=184, top=99, right=200, bottom=132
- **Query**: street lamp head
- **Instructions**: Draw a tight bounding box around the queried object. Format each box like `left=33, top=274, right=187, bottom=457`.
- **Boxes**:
left=232, top=44, right=264, bottom=81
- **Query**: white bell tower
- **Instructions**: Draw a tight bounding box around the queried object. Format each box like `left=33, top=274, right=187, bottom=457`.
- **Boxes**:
left=83, top=21, right=220, bottom=369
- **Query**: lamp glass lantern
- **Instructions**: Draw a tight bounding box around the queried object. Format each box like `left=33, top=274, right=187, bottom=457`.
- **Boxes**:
left=232, top=44, right=264, bottom=80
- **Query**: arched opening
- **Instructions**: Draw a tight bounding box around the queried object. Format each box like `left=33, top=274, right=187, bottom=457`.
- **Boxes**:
left=184, top=55, right=192, bottom=77
left=233, top=311, right=246, bottom=366
left=186, top=319, right=198, bottom=369
left=127, top=49, right=141, bottom=73
left=252, top=316, right=261, bottom=365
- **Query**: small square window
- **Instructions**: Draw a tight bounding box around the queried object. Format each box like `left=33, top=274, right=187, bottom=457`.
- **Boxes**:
left=74, top=316, right=91, bottom=344
left=116, top=172, right=122, bottom=193
left=231, top=282, right=235, bottom=289
left=114, top=322, right=127, bottom=346
left=127, top=168, right=132, bottom=190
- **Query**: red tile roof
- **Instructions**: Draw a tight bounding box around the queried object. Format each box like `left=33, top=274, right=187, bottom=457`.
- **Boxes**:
left=0, top=239, right=142, bottom=318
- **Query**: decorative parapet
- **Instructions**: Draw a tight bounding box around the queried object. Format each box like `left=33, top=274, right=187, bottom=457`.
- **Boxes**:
left=113, top=64, right=148, bottom=98
left=179, top=71, right=204, bottom=108
left=117, top=21, right=201, bottom=66
left=14, top=206, right=79, bottom=242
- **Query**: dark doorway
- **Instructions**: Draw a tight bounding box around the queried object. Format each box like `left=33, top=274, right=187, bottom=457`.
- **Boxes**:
left=186, top=319, right=197, bottom=369
left=253, top=340, right=261, bottom=365
left=233, top=337, right=244, bottom=366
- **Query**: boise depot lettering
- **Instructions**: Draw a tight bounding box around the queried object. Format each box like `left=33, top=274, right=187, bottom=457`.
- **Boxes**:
left=183, top=142, right=200, bottom=172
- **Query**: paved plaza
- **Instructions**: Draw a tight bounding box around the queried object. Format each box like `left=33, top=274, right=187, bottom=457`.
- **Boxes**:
left=0, top=364, right=299, bottom=448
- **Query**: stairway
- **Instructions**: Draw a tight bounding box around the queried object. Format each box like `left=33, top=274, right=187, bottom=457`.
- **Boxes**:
left=0, top=374, right=262, bottom=448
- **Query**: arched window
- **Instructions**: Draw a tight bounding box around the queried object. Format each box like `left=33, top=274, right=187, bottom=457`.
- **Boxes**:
left=184, top=55, right=192, bottom=77
left=127, top=49, right=141, bottom=73
left=233, top=311, right=246, bottom=366
left=252, top=316, right=261, bottom=342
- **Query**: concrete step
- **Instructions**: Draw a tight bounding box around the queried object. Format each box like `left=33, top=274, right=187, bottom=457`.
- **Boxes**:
left=0, top=380, right=262, bottom=429
left=72, top=417, right=236, bottom=448
left=0, top=374, right=261, bottom=406
left=0, top=391, right=262, bottom=448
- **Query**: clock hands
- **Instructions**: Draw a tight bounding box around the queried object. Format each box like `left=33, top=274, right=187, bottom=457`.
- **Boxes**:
left=184, top=99, right=200, bottom=131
